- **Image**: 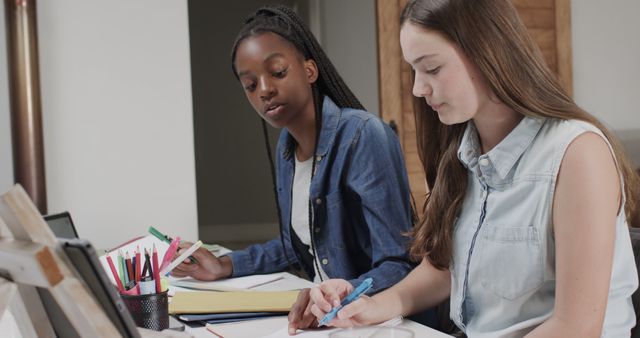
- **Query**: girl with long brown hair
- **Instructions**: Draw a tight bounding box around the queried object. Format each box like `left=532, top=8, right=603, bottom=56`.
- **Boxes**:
left=304, top=0, right=639, bottom=336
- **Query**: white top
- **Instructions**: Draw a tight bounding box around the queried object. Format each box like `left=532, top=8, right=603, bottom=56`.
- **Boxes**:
left=292, top=155, right=330, bottom=283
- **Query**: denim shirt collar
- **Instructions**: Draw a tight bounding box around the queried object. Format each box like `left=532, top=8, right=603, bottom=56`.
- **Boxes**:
left=281, top=96, right=341, bottom=160
left=458, top=116, right=545, bottom=180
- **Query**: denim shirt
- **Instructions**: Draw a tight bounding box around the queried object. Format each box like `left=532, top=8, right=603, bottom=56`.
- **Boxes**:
left=450, top=117, right=638, bottom=337
left=230, top=96, right=414, bottom=293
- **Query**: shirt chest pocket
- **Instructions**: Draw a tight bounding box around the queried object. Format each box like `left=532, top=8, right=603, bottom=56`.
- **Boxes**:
left=478, top=224, right=544, bottom=300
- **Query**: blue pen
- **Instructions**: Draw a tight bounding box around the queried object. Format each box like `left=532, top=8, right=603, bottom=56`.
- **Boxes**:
left=318, top=277, right=373, bottom=326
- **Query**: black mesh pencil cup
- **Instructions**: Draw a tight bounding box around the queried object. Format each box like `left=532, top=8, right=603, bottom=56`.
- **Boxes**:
left=122, top=290, right=169, bottom=331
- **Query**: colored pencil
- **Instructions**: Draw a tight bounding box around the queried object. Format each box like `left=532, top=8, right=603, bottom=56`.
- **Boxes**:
left=106, top=255, right=125, bottom=292
left=152, top=244, right=161, bottom=293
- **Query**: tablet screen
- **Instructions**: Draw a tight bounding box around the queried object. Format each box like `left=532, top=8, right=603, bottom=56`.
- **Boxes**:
left=52, top=239, right=141, bottom=338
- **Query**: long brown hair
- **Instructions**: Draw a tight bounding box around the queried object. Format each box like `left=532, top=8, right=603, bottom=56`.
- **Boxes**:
left=402, top=0, right=640, bottom=269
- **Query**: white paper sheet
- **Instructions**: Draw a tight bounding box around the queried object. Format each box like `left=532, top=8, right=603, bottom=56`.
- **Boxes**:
left=168, top=273, right=285, bottom=291
left=260, top=316, right=403, bottom=338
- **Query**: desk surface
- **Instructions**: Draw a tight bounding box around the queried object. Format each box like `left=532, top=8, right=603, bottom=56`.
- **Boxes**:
left=184, top=316, right=453, bottom=338
left=170, top=270, right=451, bottom=338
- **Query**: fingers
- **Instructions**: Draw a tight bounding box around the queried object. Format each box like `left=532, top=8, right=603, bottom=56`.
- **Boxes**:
left=288, top=289, right=311, bottom=335
left=337, top=298, right=367, bottom=321
left=177, top=241, right=192, bottom=249
left=287, top=312, right=299, bottom=335
left=174, top=241, right=192, bottom=257
left=171, top=261, right=199, bottom=273
left=319, top=283, right=342, bottom=309
left=169, top=269, right=189, bottom=278
left=310, top=297, right=370, bottom=328
left=288, top=290, right=309, bottom=322
left=289, top=309, right=317, bottom=335
left=170, top=255, right=202, bottom=277
left=309, top=287, right=333, bottom=313
left=300, top=297, right=318, bottom=329
left=310, top=303, right=326, bottom=322
left=311, top=304, right=351, bottom=329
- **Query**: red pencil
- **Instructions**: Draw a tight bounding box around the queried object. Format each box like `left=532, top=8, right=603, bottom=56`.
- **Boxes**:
left=159, top=236, right=181, bottom=272
left=106, top=255, right=125, bottom=292
left=152, top=244, right=161, bottom=293
left=135, top=246, right=141, bottom=283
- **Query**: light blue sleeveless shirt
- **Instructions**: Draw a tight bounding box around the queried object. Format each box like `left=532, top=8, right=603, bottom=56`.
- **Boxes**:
left=449, top=117, right=638, bottom=337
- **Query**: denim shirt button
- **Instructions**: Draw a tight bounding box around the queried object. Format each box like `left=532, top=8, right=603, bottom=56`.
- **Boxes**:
left=321, top=258, right=329, bottom=265
left=479, top=158, right=490, bottom=167
left=315, top=198, right=323, bottom=205
left=314, top=227, right=321, bottom=233
left=316, top=155, right=322, bottom=162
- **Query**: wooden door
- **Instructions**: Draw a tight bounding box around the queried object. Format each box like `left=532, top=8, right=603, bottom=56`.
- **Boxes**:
left=376, top=0, right=572, bottom=209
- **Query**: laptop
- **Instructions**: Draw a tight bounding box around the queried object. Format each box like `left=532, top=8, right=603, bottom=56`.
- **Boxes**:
left=44, top=211, right=79, bottom=238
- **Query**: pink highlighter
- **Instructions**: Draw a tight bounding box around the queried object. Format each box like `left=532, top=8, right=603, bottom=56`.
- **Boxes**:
left=159, top=236, right=181, bottom=273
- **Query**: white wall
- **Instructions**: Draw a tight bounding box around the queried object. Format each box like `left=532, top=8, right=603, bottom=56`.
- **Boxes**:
left=0, top=4, right=14, bottom=194
left=572, top=0, right=640, bottom=131
left=37, top=0, right=197, bottom=249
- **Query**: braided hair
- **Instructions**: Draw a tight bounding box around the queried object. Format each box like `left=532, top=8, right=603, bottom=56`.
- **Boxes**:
left=231, top=5, right=363, bottom=281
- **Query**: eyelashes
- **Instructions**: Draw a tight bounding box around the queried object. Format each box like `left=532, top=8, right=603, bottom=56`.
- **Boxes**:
left=426, top=66, right=441, bottom=75
left=242, top=67, right=289, bottom=92
left=273, top=68, right=288, bottom=78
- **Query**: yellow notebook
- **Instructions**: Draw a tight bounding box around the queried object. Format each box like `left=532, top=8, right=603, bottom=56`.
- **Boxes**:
left=168, top=290, right=300, bottom=314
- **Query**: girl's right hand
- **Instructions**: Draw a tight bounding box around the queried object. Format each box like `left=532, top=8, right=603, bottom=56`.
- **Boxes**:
left=169, top=242, right=233, bottom=281
left=309, top=279, right=378, bottom=328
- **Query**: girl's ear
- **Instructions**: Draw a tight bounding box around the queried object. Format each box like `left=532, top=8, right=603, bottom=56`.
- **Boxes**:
left=304, top=59, right=319, bottom=84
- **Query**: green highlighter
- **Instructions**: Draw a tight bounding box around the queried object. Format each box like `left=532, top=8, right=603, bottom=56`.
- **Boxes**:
left=148, top=226, right=199, bottom=264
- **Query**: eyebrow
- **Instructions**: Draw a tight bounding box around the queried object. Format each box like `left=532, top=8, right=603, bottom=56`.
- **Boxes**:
left=237, top=52, right=286, bottom=78
left=410, top=54, right=438, bottom=65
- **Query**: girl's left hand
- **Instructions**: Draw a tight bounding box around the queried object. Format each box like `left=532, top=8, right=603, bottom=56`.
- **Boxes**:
left=287, top=288, right=318, bottom=335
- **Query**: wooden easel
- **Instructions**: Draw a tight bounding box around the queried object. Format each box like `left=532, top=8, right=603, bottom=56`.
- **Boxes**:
left=0, top=185, right=190, bottom=338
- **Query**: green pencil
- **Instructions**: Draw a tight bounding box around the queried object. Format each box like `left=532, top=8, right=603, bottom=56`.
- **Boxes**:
left=117, top=250, right=125, bottom=286
left=149, top=226, right=172, bottom=243
left=148, top=226, right=199, bottom=264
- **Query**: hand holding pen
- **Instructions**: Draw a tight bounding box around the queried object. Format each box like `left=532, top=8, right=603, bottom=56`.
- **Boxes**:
left=308, top=278, right=380, bottom=328
left=168, top=241, right=234, bottom=281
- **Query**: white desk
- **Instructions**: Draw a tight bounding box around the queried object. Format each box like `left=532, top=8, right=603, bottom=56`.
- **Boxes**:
left=183, top=315, right=453, bottom=338
left=174, top=271, right=451, bottom=337
left=165, top=254, right=454, bottom=338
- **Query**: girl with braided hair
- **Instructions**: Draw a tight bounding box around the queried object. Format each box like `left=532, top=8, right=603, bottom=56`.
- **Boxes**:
left=171, top=5, right=416, bottom=333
